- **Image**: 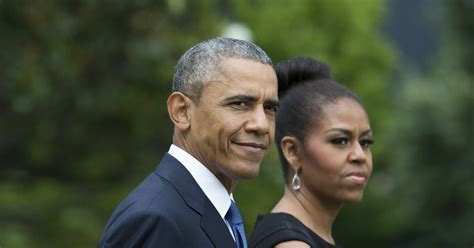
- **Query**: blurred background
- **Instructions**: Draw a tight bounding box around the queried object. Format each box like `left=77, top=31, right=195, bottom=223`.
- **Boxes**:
left=0, top=0, right=472, bottom=247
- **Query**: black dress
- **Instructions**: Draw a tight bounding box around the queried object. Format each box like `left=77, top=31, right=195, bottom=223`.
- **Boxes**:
left=249, top=212, right=341, bottom=248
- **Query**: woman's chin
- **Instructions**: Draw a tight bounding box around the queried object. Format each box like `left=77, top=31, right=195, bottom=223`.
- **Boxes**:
left=342, top=192, right=365, bottom=204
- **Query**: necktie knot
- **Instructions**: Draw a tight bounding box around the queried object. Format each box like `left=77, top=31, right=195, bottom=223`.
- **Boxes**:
left=226, top=201, right=243, bottom=225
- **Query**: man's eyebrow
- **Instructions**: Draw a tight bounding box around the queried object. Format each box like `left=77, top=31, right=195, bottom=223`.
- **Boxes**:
left=223, top=94, right=258, bottom=103
left=222, top=95, right=279, bottom=108
left=265, top=99, right=280, bottom=109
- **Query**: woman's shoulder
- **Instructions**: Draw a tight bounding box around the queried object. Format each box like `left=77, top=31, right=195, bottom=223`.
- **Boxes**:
left=255, top=212, right=300, bottom=228
left=249, top=212, right=337, bottom=248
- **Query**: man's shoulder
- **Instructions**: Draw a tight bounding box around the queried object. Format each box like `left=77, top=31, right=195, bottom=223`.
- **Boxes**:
left=99, top=169, right=202, bottom=247
left=99, top=192, right=186, bottom=247
left=120, top=170, right=190, bottom=213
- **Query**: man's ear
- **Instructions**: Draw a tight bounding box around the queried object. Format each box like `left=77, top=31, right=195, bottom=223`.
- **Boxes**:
left=281, top=136, right=302, bottom=171
left=167, top=92, right=193, bottom=131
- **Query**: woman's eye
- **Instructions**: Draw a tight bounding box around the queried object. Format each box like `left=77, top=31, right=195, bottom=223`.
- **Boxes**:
left=330, top=138, right=349, bottom=145
left=360, top=139, right=375, bottom=148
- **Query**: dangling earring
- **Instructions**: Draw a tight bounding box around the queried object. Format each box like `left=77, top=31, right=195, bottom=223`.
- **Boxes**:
left=291, top=167, right=301, bottom=191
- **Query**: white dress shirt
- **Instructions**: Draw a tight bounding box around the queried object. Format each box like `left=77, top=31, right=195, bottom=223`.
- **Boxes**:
left=168, top=144, right=236, bottom=239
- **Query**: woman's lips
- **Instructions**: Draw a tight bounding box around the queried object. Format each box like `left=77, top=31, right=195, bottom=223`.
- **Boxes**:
left=344, top=172, right=368, bottom=184
left=345, top=175, right=367, bottom=184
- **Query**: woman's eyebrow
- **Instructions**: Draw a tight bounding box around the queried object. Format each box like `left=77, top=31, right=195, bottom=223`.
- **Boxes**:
left=325, top=128, right=373, bottom=136
left=325, top=128, right=352, bottom=135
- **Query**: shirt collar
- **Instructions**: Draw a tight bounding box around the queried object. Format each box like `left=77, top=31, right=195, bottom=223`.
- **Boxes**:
left=168, top=144, right=232, bottom=218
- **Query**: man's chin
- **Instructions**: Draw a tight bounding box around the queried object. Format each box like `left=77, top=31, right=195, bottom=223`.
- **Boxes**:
left=235, top=165, right=261, bottom=180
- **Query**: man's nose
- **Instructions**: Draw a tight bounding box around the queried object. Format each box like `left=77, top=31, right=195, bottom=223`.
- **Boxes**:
left=244, top=106, right=271, bottom=135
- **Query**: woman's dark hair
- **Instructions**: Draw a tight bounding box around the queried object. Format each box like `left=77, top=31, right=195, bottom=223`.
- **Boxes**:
left=275, top=56, right=365, bottom=182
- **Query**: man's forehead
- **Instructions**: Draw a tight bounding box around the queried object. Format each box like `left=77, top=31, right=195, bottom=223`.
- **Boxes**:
left=213, top=82, right=277, bottom=97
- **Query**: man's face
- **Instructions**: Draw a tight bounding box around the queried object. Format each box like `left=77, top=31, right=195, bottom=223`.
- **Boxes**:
left=187, top=58, right=278, bottom=190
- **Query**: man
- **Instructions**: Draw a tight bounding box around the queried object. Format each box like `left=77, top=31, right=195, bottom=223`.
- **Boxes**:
left=99, top=37, right=278, bottom=247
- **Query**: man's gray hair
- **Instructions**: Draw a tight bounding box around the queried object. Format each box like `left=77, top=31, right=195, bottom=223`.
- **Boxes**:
left=172, top=37, right=273, bottom=102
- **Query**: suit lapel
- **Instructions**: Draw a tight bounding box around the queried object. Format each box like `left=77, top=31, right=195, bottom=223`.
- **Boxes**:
left=155, top=153, right=237, bottom=248
left=201, top=200, right=237, bottom=248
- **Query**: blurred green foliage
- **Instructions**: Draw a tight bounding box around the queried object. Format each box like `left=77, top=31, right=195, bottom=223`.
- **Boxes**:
left=0, top=0, right=471, bottom=247
left=376, top=1, right=474, bottom=246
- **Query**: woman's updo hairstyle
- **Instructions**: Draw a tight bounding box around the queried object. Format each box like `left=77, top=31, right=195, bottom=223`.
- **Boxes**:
left=275, top=56, right=364, bottom=182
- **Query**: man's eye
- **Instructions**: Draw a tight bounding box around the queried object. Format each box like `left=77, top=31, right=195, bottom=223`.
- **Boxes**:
left=264, top=105, right=278, bottom=113
left=330, top=138, right=349, bottom=145
left=231, top=101, right=248, bottom=107
left=360, top=139, right=375, bottom=148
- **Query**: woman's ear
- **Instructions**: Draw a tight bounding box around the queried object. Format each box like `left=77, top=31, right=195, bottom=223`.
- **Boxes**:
left=281, top=136, right=301, bottom=170
left=167, top=92, right=193, bottom=131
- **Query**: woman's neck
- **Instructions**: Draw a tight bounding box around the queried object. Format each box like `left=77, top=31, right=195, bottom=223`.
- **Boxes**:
left=272, top=186, right=342, bottom=244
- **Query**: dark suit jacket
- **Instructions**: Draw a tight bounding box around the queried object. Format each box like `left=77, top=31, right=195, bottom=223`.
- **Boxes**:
left=99, top=153, right=237, bottom=247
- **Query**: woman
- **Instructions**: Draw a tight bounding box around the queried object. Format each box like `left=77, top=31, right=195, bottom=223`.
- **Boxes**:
left=249, top=57, right=374, bottom=248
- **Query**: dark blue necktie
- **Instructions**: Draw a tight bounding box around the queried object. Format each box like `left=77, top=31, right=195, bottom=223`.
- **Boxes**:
left=225, top=201, right=247, bottom=248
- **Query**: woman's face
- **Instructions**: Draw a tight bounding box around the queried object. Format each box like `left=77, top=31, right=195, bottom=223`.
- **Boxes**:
left=299, top=98, right=373, bottom=204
